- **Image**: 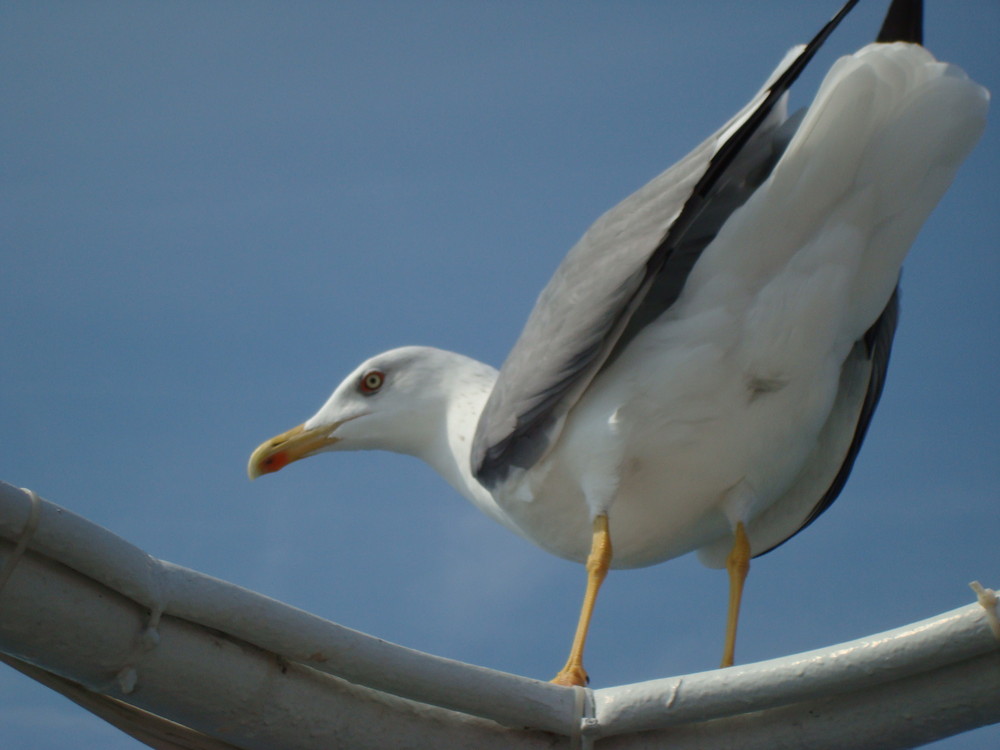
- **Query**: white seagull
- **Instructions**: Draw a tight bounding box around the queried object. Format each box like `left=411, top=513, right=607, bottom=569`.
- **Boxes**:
left=249, top=0, right=988, bottom=686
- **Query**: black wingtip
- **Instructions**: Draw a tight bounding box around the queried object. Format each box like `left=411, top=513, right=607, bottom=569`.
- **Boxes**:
left=877, top=0, right=923, bottom=44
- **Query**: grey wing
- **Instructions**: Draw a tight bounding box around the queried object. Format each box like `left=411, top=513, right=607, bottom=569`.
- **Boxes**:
left=471, top=129, right=720, bottom=487
left=750, top=288, right=900, bottom=558
left=472, top=0, right=862, bottom=489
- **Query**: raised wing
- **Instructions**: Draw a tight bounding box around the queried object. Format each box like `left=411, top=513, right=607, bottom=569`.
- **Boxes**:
left=472, top=0, right=861, bottom=488
left=750, top=0, right=924, bottom=554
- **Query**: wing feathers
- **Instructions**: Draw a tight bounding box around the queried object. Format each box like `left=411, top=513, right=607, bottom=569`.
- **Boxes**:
left=472, top=1, right=861, bottom=488
left=753, top=287, right=900, bottom=558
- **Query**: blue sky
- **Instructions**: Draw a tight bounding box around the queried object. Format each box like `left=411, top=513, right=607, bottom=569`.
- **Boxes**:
left=2, top=2, right=997, bottom=748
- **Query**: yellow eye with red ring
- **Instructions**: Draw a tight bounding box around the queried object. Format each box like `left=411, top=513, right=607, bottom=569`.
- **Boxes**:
left=359, top=370, right=385, bottom=395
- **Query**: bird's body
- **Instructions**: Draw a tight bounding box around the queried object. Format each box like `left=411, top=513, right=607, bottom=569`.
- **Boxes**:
left=250, top=1, right=988, bottom=685
left=411, top=41, right=983, bottom=570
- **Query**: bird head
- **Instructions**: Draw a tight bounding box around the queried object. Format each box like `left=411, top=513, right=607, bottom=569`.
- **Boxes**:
left=247, top=346, right=493, bottom=479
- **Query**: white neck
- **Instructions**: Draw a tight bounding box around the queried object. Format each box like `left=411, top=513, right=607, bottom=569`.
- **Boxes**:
left=409, top=359, right=519, bottom=534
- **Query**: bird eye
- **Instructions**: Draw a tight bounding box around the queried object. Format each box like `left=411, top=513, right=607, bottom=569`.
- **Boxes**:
left=359, top=370, right=385, bottom=394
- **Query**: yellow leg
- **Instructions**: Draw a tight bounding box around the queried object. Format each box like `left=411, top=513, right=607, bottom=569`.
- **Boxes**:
left=551, top=514, right=612, bottom=686
left=720, top=521, right=751, bottom=668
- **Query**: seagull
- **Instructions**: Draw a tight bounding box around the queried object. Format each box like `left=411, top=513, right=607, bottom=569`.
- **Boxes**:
left=248, top=0, right=987, bottom=687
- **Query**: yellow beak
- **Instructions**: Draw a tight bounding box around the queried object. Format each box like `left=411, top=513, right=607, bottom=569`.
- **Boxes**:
left=247, top=423, right=339, bottom=479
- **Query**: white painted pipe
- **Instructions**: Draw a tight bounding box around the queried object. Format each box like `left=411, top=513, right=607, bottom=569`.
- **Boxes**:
left=1, top=481, right=997, bottom=749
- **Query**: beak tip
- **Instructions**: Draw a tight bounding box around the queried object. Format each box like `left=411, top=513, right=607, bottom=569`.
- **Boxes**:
left=247, top=423, right=322, bottom=481
left=247, top=446, right=291, bottom=480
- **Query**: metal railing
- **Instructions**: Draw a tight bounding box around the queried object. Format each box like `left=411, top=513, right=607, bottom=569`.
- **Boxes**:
left=1, top=481, right=997, bottom=749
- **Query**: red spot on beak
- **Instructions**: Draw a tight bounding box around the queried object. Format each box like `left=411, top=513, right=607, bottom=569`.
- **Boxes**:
left=259, top=451, right=290, bottom=475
